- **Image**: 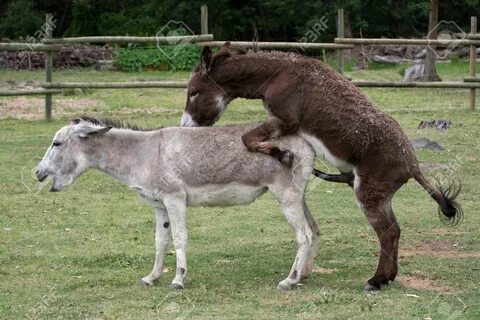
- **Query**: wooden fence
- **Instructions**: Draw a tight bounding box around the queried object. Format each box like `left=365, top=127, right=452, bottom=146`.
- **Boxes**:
left=0, top=7, right=479, bottom=119
left=335, top=14, right=479, bottom=110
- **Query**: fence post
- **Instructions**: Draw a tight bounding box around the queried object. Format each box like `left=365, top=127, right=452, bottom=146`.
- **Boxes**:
left=337, top=9, right=344, bottom=74
left=44, top=13, right=54, bottom=121
left=201, top=5, right=208, bottom=35
left=470, top=16, right=477, bottom=111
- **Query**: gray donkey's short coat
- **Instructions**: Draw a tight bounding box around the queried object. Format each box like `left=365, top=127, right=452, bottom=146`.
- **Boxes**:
left=36, top=117, right=320, bottom=290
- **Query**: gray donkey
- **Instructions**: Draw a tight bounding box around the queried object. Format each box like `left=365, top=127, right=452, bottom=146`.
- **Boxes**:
left=36, top=117, right=320, bottom=290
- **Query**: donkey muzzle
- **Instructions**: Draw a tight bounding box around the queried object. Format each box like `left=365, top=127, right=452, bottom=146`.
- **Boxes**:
left=180, top=112, right=198, bottom=127
left=35, top=169, right=48, bottom=182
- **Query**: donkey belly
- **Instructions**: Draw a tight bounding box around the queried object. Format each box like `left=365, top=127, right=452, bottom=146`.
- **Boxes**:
left=299, top=130, right=354, bottom=172
left=185, top=183, right=268, bottom=207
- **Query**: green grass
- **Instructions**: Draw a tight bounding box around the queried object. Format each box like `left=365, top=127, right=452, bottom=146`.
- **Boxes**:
left=1, top=61, right=480, bottom=319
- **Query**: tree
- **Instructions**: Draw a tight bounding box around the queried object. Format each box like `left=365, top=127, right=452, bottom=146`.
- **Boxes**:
left=423, top=0, right=442, bottom=81
left=0, top=0, right=43, bottom=39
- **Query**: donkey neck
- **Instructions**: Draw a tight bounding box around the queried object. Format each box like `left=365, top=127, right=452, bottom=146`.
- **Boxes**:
left=214, top=56, right=287, bottom=99
left=88, top=129, right=153, bottom=186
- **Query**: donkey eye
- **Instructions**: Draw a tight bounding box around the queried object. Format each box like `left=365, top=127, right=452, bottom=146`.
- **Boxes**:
left=52, top=141, right=62, bottom=147
left=190, top=91, right=199, bottom=97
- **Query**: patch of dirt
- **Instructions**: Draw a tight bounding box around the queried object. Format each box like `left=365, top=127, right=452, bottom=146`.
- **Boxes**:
left=0, top=96, right=176, bottom=119
left=398, top=272, right=451, bottom=292
left=312, top=267, right=338, bottom=274
left=174, top=97, right=186, bottom=104
left=116, top=107, right=173, bottom=114
left=0, top=97, right=104, bottom=120
left=401, top=239, right=480, bottom=259
left=214, top=259, right=240, bottom=265
left=431, top=228, right=468, bottom=236
left=422, top=239, right=457, bottom=251
left=419, top=162, right=450, bottom=170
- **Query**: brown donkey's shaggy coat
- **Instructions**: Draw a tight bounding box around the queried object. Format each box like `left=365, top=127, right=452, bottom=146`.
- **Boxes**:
left=182, top=44, right=462, bottom=291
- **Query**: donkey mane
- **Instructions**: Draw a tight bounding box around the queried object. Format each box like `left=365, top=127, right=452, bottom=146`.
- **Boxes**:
left=198, top=48, right=344, bottom=90
left=74, top=116, right=163, bottom=132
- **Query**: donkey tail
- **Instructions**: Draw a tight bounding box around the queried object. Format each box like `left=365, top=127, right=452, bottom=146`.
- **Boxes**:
left=413, top=172, right=463, bottom=225
left=313, top=169, right=354, bottom=188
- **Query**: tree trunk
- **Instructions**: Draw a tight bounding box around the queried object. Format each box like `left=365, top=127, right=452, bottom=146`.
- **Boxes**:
left=423, top=0, right=442, bottom=81
left=344, top=11, right=352, bottom=38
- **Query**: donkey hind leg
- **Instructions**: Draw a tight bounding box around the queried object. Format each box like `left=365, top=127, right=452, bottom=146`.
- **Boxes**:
left=163, top=196, right=188, bottom=289
left=275, top=198, right=314, bottom=290
left=141, top=207, right=171, bottom=286
left=300, top=197, right=320, bottom=280
left=356, top=181, right=402, bottom=292
left=241, top=117, right=297, bottom=168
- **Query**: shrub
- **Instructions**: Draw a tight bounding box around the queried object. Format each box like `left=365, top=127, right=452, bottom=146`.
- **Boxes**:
left=114, top=45, right=200, bottom=72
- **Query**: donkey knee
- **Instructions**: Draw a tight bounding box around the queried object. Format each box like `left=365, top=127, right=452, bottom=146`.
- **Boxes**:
left=296, top=223, right=314, bottom=247
left=241, top=132, right=257, bottom=151
left=383, top=220, right=400, bottom=244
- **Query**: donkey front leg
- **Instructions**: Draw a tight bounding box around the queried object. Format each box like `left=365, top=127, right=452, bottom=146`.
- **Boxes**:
left=141, top=207, right=171, bottom=286
left=241, top=117, right=298, bottom=168
left=163, top=196, right=188, bottom=289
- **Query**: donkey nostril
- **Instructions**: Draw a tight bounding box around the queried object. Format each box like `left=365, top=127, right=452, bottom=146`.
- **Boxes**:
left=35, top=169, right=40, bottom=175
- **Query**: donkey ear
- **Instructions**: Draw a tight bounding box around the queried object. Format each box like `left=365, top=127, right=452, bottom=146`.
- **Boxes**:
left=71, top=118, right=81, bottom=125
left=77, top=125, right=112, bottom=138
left=221, top=41, right=231, bottom=52
left=200, top=46, right=212, bottom=74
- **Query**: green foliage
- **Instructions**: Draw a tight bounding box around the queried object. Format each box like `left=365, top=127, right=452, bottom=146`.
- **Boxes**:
left=0, top=0, right=43, bottom=39
left=0, top=0, right=479, bottom=41
left=114, top=45, right=201, bottom=72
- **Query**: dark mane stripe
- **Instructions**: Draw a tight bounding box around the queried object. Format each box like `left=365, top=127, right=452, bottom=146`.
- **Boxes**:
left=75, top=116, right=162, bottom=132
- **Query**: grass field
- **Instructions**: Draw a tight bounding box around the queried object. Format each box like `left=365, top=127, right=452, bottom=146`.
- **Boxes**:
left=1, top=60, right=479, bottom=319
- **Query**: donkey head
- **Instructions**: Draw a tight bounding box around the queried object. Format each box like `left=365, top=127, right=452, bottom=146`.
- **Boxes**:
left=36, top=118, right=111, bottom=191
left=182, top=43, right=233, bottom=127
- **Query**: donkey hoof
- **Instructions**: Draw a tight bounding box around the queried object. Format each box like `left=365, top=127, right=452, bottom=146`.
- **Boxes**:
left=139, top=278, right=153, bottom=287
left=169, top=283, right=184, bottom=290
left=364, top=283, right=380, bottom=293
left=278, top=150, right=294, bottom=168
left=276, top=282, right=291, bottom=291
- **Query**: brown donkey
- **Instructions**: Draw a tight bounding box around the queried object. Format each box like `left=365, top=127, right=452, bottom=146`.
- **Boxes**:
left=181, top=44, right=462, bottom=291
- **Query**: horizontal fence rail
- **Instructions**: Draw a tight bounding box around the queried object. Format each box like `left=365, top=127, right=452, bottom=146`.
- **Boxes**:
left=37, top=81, right=480, bottom=90
left=0, top=89, right=63, bottom=96
left=354, top=81, right=480, bottom=88
left=43, top=81, right=187, bottom=89
left=3, top=80, right=480, bottom=97
left=335, top=37, right=480, bottom=46
left=43, top=34, right=213, bottom=44
left=0, top=43, right=61, bottom=51
left=464, top=77, right=480, bottom=82
left=196, top=41, right=354, bottom=49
